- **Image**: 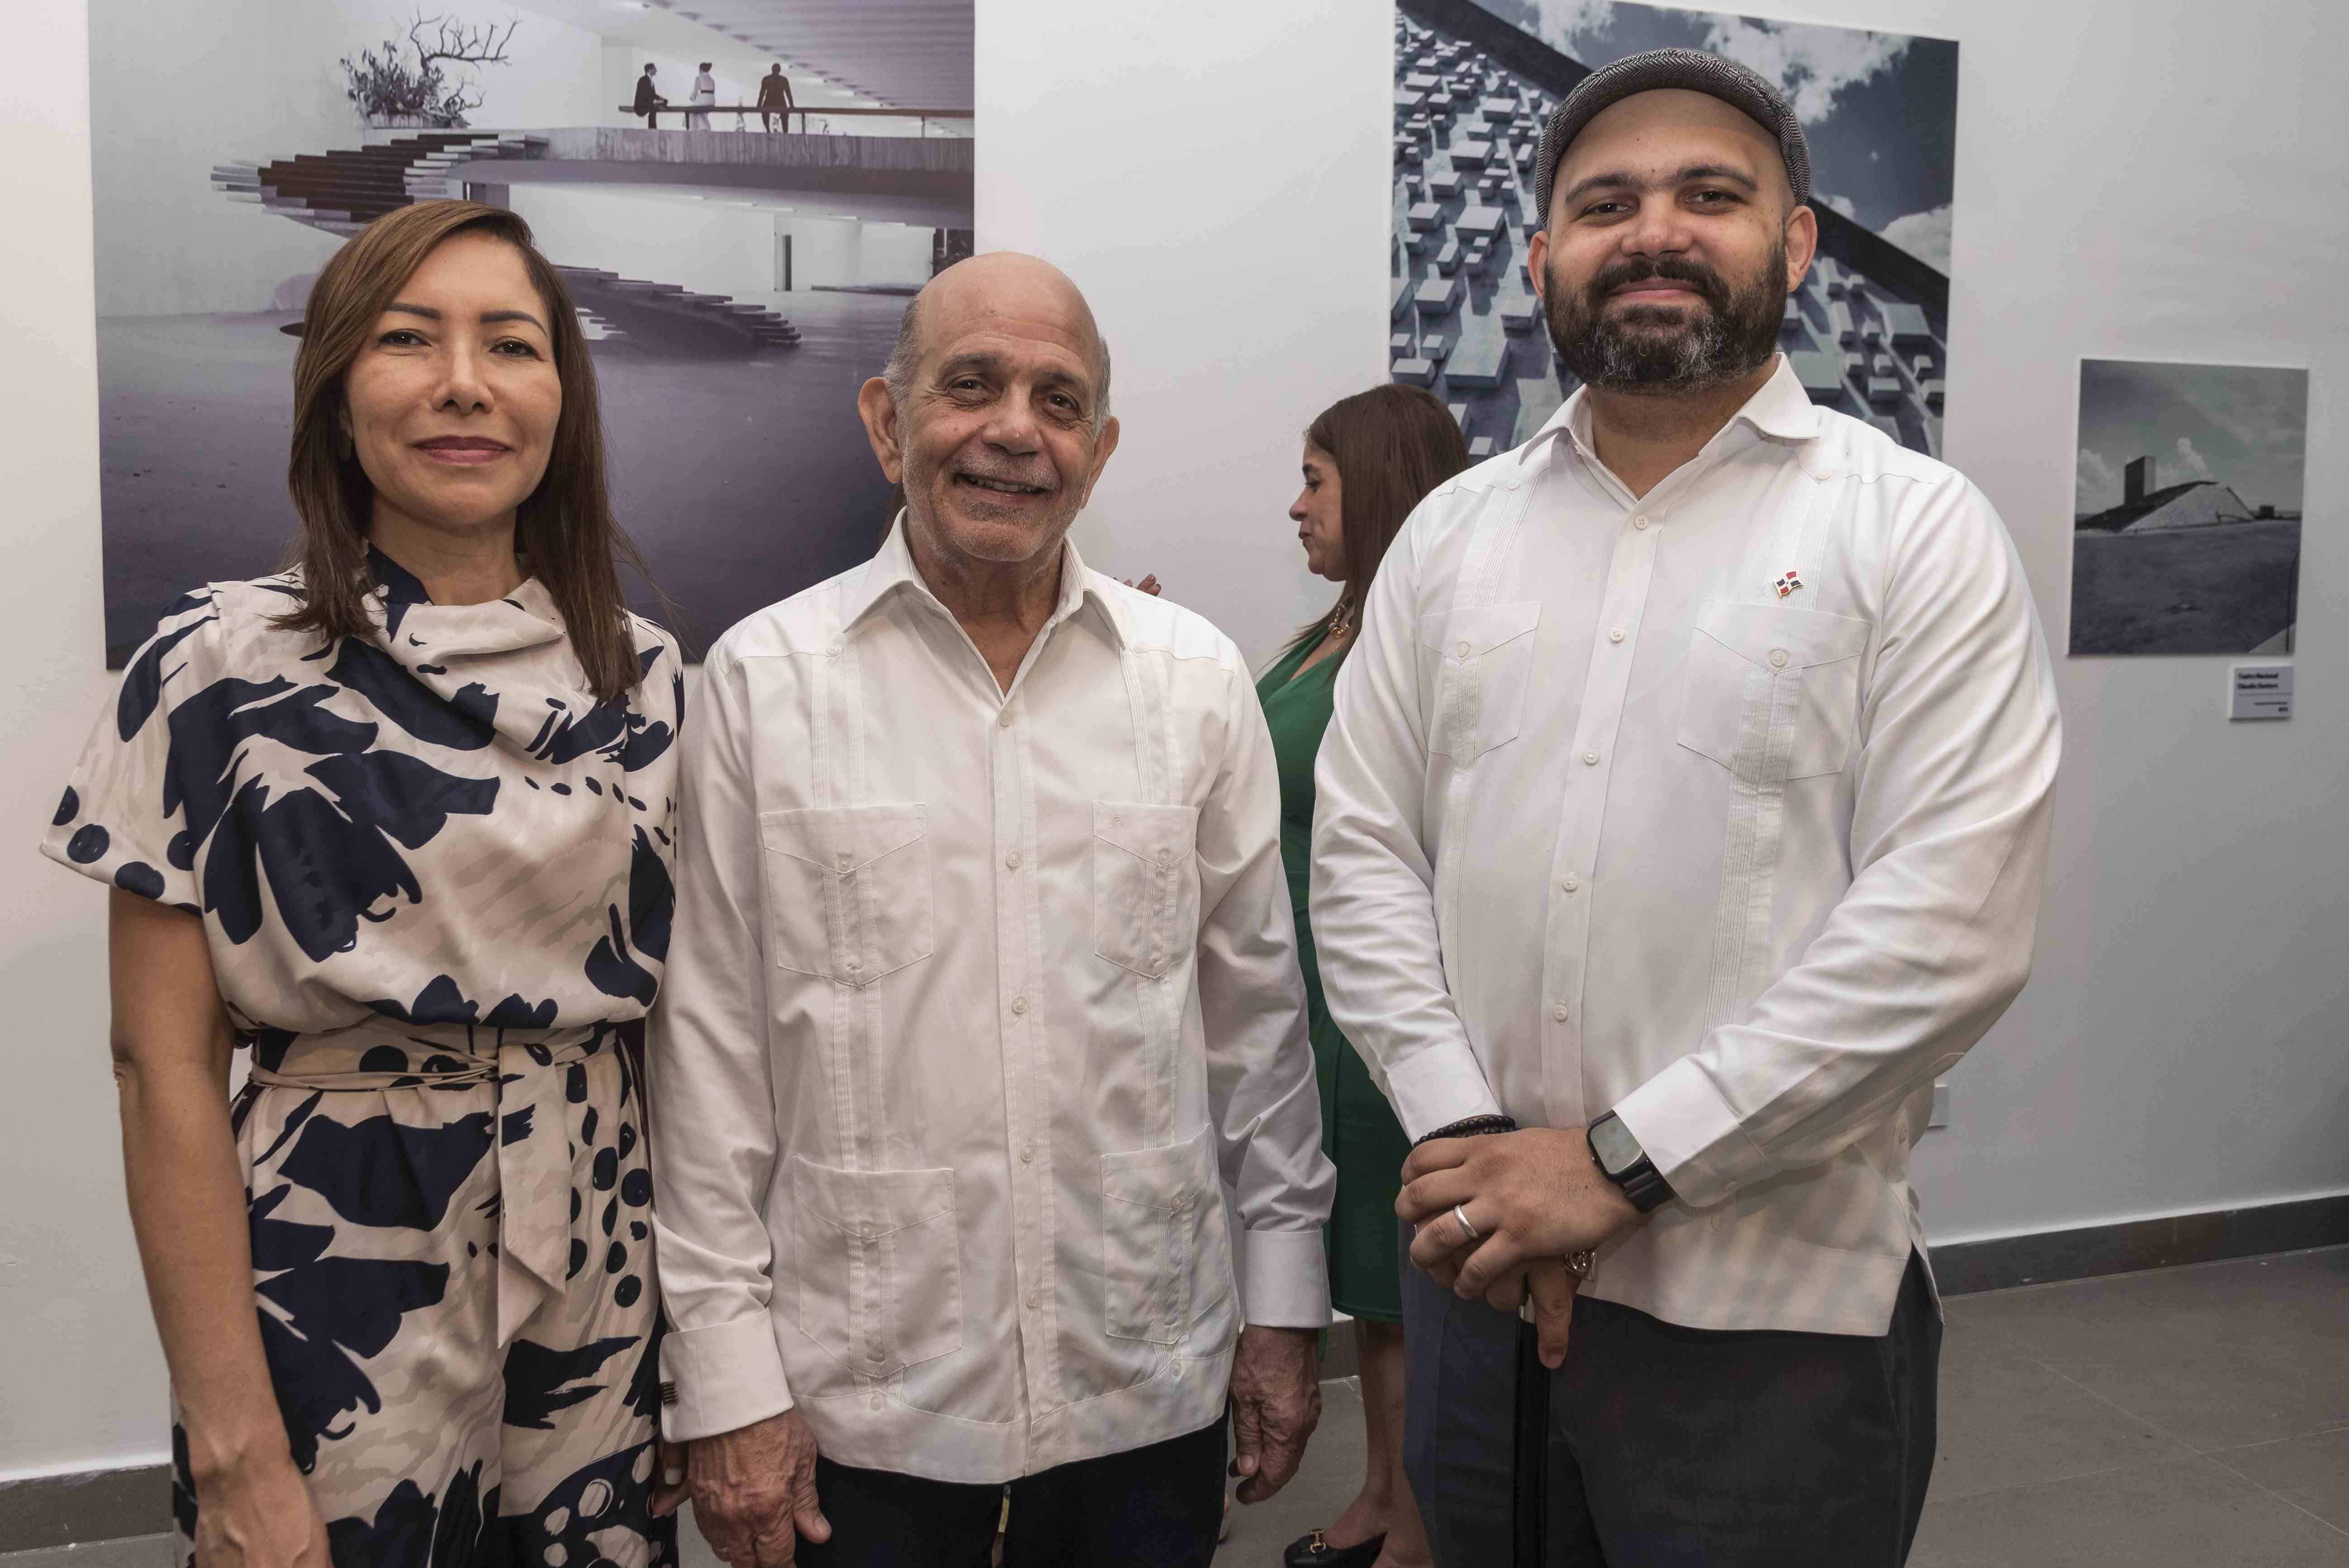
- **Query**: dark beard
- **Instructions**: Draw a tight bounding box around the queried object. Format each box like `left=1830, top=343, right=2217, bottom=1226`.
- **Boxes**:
left=1545, top=240, right=1788, bottom=395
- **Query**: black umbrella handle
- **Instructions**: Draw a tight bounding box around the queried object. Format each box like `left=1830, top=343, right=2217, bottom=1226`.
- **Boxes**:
left=1512, top=1318, right=1548, bottom=1566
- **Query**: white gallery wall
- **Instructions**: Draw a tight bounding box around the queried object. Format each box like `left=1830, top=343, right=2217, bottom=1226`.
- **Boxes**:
left=3, top=0, right=2344, bottom=1483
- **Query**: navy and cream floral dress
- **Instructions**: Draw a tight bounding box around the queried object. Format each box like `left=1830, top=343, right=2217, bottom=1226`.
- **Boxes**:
left=43, top=554, right=683, bottom=1567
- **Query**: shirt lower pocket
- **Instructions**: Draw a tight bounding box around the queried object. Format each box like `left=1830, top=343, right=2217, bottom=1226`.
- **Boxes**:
left=1101, top=1128, right=1232, bottom=1348
left=792, top=1157, right=963, bottom=1378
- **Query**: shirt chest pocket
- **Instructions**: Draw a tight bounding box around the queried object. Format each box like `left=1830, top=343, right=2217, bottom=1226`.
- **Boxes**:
left=1675, top=601, right=1874, bottom=785
left=1092, top=801, right=1201, bottom=978
left=759, top=804, right=935, bottom=985
left=1419, top=601, right=1543, bottom=761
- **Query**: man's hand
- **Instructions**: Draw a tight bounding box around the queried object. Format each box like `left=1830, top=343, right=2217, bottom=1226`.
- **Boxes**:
left=679, top=1409, right=831, bottom=1568
left=1227, top=1324, right=1321, bottom=1504
left=1395, top=1127, right=1643, bottom=1314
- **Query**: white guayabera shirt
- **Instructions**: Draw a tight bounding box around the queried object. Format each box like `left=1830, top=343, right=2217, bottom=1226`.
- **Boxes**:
left=1313, top=357, right=2061, bottom=1337
left=650, top=521, right=1334, bottom=1482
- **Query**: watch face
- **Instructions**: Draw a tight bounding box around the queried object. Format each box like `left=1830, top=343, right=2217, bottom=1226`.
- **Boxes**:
left=1590, top=1114, right=1642, bottom=1175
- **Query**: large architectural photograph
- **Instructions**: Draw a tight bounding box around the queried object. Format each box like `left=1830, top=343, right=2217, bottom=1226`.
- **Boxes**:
left=2070, top=357, right=2307, bottom=656
left=90, top=0, right=973, bottom=663
left=1390, top=0, right=1957, bottom=460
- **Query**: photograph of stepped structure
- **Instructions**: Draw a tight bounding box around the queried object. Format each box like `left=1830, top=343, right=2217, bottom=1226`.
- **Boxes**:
left=89, top=0, right=973, bottom=663
left=1390, top=0, right=1957, bottom=461
left=2070, top=358, right=2308, bottom=656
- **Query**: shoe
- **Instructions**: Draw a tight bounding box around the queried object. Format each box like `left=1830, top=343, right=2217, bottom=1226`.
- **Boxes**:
left=1283, top=1528, right=1388, bottom=1567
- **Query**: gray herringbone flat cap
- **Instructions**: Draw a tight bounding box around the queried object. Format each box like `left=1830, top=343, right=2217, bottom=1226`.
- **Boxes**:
left=1533, top=47, right=1812, bottom=219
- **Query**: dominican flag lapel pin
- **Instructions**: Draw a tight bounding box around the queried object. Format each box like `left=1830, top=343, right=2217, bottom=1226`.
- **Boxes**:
left=1775, top=568, right=1804, bottom=599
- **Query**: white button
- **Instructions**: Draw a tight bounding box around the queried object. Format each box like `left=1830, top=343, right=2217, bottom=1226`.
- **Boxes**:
left=1011, top=996, right=1029, bottom=1015
left=827, top=639, right=844, bottom=657
left=1020, top=1143, right=1035, bottom=1163
left=1582, top=750, right=1600, bottom=766
left=1633, top=515, right=1650, bottom=530
left=1561, top=875, right=1579, bottom=893
left=1025, top=1289, right=1040, bottom=1309
left=1156, top=849, right=1171, bottom=866
left=836, top=852, right=853, bottom=869
left=1608, top=628, right=1626, bottom=644
left=859, top=1221, right=874, bottom=1238
left=870, top=1394, right=884, bottom=1410
left=1110, top=815, right=1123, bottom=829
left=998, top=711, right=1013, bottom=728
left=1005, top=851, right=1021, bottom=869
left=1710, top=1214, right=1722, bottom=1231
left=1552, top=1003, right=1569, bottom=1022
left=1456, top=640, right=1471, bottom=658
left=846, top=959, right=861, bottom=973
left=1768, top=648, right=1789, bottom=669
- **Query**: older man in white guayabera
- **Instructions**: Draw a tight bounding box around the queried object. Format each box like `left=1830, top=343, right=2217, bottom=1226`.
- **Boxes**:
left=1312, top=47, right=2061, bottom=1568
left=647, top=252, right=1335, bottom=1567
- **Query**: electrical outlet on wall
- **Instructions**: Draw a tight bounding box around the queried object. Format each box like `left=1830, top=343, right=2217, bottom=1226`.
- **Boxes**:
left=1928, top=1080, right=1952, bottom=1130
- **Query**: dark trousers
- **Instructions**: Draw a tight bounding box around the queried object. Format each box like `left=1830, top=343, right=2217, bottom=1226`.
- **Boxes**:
left=1403, top=1247, right=1941, bottom=1567
left=797, top=1415, right=1227, bottom=1568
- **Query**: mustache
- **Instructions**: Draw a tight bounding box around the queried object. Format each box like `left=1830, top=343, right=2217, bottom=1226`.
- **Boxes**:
left=1585, top=256, right=1730, bottom=311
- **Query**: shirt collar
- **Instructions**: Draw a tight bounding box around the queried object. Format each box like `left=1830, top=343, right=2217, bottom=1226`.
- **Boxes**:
left=842, top=513, right=1124, bottom=649
left=1545, top=351, right=1822, bottom=464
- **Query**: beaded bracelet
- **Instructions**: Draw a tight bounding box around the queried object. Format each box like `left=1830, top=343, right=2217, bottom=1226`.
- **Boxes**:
left=1411, top=1113, right=1518, bottom=1146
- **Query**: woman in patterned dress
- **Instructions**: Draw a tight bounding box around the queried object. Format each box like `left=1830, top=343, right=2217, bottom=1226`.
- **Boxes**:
left=43, top=201, right=683, bottom=1568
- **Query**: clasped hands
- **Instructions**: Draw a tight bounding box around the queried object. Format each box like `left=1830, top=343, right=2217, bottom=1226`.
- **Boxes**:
left=1395, top=1125, right=1645, bottom=1369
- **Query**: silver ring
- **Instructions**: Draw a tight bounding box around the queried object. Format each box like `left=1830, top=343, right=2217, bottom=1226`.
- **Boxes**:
left=1564, top=1249, right=1595, bottom=1280
left=1452, top=1203, right=1481, bottom=1242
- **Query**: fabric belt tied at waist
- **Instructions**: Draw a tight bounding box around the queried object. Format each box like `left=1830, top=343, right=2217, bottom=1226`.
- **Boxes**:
left=247, top=1023, right=607, bottom=1345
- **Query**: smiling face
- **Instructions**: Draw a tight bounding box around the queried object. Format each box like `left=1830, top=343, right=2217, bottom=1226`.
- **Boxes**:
left=858, top=253, right=1119, bottom=574
left=1290, top=445, right=1346, bottom=582
left=1530, top=89, right=1814, bottom=396
left=339, top=230, right=562, bottom=544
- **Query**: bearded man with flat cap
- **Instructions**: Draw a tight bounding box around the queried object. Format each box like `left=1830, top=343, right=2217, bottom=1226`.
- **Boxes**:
left=1312, top=49, right=2061, bottom=1565
left=647, top=251, right=1334, bottom=1566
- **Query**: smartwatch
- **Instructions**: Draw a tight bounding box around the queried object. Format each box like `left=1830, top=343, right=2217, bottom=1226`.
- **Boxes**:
left=1587, top=1110, right=1675, bottom=1214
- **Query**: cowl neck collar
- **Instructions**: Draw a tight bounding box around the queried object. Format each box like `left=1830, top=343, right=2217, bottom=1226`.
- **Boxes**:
left=367, top=546, right=569, bottom=663
left=359, top=547, right=599, bottom=753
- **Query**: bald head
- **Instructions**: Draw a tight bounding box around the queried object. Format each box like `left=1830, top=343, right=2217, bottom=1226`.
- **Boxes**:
left=857, top=249, right=1122, bottom=576
left=884, top=251, right=1113, bottom=431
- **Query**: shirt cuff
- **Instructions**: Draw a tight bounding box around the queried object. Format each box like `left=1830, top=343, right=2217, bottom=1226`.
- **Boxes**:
left=658, top=1312, right=795, bottom=1442
left=1608, top=1056, right=1771, bottom=1213
left=1381, top=1042, right=1503, bottom=1142
left=1237, top=1227, right=1331, bottom=1328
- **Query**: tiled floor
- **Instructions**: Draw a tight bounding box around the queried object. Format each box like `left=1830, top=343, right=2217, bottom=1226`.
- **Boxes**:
left=12, top=1247, right=2343, bottom=1568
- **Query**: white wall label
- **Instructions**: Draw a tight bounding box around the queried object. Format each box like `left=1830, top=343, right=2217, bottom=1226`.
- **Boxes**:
left=2230, top=664, right=2293, bottom=720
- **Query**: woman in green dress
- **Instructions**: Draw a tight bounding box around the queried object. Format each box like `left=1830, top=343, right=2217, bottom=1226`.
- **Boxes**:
left=1266, top=385, right=1467, bottom=1568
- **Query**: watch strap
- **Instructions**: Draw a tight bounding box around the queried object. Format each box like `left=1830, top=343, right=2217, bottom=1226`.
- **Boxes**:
left=1589, top=1111, right=1675, bottom=1214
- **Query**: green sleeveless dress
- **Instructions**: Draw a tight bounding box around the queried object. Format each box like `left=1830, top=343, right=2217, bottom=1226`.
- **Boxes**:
left=1258, top=628, right=1411, bottom=1322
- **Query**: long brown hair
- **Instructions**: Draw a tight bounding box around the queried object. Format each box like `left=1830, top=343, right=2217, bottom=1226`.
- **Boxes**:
left=276, top=199, right=658, bottom=702
left=1286, top=383, right=1470, bottom=660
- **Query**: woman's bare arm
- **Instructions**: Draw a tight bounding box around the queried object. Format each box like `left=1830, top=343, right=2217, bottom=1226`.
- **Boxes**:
left=109, top=891, right=328, bottom=1564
